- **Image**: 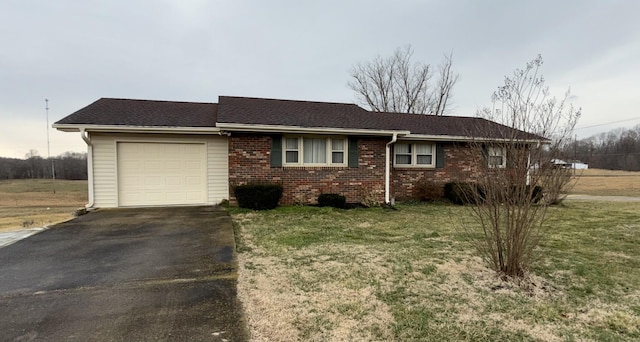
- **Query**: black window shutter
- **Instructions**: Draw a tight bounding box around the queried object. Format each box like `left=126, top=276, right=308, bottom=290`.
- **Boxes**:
left=482, top=144, right=489, bottom=167
left=348, top=137, right=359, bottom=167
left=436, top=143, right=445, bottom=168
left=271, top=135, right=282, bottom=167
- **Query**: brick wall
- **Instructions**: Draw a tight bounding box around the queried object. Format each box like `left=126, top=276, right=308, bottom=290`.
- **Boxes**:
left=228, top=134, right=387, bottom=205
left=229, top=135, right=486, bottom=205
left=391, top=142, right=484, bottom=200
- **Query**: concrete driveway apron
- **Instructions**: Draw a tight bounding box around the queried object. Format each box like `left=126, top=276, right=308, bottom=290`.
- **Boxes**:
left=0, top=206, right=247, bottom=342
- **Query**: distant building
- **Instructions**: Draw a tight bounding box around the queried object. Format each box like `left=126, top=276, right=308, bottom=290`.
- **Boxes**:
left=550, top=159, right=588, bottom=170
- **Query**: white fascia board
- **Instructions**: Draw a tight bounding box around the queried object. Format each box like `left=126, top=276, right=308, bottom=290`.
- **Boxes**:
left=52, top=124, right=222, bottom=135
left=401, top=134, right=544, bottom=144
left=216, top=122, right=410, bottom=136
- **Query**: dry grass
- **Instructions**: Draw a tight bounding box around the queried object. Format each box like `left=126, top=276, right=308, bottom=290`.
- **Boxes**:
left=0, top=179, right=87, bottom=232
left=232, top=202, right=640, bottom=341
left=571, top=169, right=640, bottom=197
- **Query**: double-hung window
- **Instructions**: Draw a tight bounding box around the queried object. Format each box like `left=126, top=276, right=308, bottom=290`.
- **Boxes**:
left=488, top=146, right=506, bottom=168
left=284, top=136, right=347, bottom=166
left=331, top=139, right=345, bottom=163
left=394, top=142, right=435, bottom=167
left=285, top=137, right=300, bottom=163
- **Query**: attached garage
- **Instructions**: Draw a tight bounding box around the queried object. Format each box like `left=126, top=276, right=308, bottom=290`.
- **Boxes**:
left=117, top=142, right=207, bottom=207
left=83, top=133, right=229, bottom=208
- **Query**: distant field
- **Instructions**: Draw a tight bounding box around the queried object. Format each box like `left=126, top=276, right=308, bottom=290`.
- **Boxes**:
left=0, top=179, right=87, bottom=232
left=571, top=169, right=640, bottom=197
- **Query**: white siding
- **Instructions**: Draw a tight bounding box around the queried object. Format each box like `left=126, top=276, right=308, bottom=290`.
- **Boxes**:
left=89, top=133, right=229, bottom=208
left=91, top=134, right=118, bottom=208
left=207, top=137, right=229, bottom=204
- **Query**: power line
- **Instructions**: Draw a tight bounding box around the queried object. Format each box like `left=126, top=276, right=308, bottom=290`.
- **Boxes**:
left=580, top=152, right=640, bottom=157
left=575, top=116, right=640, bottom=131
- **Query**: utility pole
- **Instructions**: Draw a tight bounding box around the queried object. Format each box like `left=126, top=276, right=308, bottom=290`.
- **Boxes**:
left=574, top=134, right=577, bottom=176
left=45, top=99, right=56, bottom=193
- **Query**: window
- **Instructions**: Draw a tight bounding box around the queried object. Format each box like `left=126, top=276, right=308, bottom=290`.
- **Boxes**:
left=303, top=138, right=326, bottom=164
left=283, top=136, right=347, bottom=166
left=394, top=142, right=435, bottom=167
left=331, top=139, right=344, bottom=163
left=416, top=144, right=433, bottom=165
left=395, top=143, right=412, bottom=165
left=488, top=146, right=506, bottom=168
left=285, top=138, right=299, bottom=163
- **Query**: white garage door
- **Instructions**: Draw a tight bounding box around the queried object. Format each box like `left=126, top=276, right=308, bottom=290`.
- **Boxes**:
left=117, top=142, right=206, bottom=206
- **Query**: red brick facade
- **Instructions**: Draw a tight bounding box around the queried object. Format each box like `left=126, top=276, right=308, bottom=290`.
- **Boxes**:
left=391, top=142, right=484, bottom=200
left=228, top=134, right=485, bottom=205
left=228, top=134, right=387, bottom=205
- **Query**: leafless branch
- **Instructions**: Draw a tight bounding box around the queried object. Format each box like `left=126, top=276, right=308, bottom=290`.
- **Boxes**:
left=348, top=45, right=458, bottom=115
left=460, top=55, right=581, bottom=278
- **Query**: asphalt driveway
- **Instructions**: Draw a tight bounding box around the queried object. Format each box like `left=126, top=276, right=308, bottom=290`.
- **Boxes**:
left=0, top=206, right=247, bottom=341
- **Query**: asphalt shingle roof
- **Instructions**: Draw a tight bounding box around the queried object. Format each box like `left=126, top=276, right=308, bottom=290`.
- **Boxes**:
left=55, top=96, right=542, bottom=140
left=217, top=96, right=541, bottom=140
left=54, top=98, right=217, bottom=127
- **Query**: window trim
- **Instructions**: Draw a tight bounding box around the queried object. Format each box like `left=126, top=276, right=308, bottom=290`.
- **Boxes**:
left=282, top=136, right=348, bottom=167
left=393, top=142, right=436, bottom=168
left=487, top=146, right=507, bottom=168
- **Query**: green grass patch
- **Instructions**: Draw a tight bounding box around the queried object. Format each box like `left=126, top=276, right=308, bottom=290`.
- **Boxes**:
left=232, top=201, right=640, bottom=341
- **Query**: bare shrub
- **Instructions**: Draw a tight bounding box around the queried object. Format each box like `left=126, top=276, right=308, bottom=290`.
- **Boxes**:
left=540, top=167, right=574, bottom=205
left=463, top=55, right=581, bottom=278
left=361, top=184, right=383, bottom=207
left=414, top=179, right=444, bottom=201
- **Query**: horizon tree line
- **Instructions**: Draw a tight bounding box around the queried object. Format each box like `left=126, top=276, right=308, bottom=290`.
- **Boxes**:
left=563, top=124, right=640, bottom=171
left=0, top=150, right=87, bottom=180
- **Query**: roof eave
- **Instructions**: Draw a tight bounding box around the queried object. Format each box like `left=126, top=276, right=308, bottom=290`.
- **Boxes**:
left=52, top=123, right=221, bottom=135
left=216, top=122, right=410, bottom=136
left=402, top=133, right=546, bottom=144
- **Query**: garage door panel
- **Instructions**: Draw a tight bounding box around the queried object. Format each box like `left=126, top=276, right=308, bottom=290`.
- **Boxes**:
left=185, top=160, right=202, bottom=169
left=166, top=176, right=182, bottom=186
left=117, top=142, right=206, bottom=206
left=185, top=192, right=204, bottom=200
left=186, top=176, right=203, bottom=185
left=166, top=161, right=181, bottom=170
left=144, top=176, right=162, bottom=186
left=165, top=192, right=184, bottom=201
left=144, top=161, right=162, bottom=170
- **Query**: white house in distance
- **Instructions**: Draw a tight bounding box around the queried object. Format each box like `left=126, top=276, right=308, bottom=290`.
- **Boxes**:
left=551, top=159, right=589, bottom=170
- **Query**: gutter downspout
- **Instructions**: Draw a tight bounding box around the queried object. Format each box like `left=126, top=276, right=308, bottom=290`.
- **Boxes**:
left=385, top=133, right=398, bottom=204
left=79, top=128, right=95, bottom=209
left=526, top=141, right=540, bottom=186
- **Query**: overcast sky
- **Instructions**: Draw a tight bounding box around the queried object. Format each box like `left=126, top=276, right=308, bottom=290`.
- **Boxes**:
left=2, top=0, right=639, bottom=158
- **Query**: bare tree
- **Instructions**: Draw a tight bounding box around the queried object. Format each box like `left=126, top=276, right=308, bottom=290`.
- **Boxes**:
left=571, top=125, right=640, bottom=171
left=0, top=151, right=87, bottom=180
left=348, top=45, right=459, bottom=115
left=461, top=55, right=581, bottom=278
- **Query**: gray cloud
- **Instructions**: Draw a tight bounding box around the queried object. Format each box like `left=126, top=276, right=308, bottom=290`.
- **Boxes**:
left=1, top=0, right=639, bottom=157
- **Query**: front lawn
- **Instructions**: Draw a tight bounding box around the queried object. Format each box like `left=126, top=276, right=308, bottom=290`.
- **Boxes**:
left=231, top=201, right=640, bottom=341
